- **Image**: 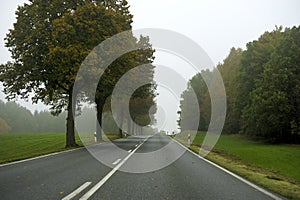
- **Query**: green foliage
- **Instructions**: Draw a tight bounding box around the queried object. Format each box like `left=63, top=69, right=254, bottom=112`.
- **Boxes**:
left=0, top=100, right=66, bottom=133
left=126, top=38, right=157, bottom=131
left=130, top=95, right=156, bottom=126
left=1, top=0, right=134, bottom=147
left=217, top=48, right=243, bottom=133
left=34, top=110, right=66, bottom=133
left=88, top=35, right=156, bottom=138
left=0, top=100, right=36, bottom=132
left=245, top=26, right=300, bottom=142
left=178, top=69, right=213, bottom=131
left=0, top=117, right=11, bottom=133
left=178, top=26, right=300, bottom=143
left=236, top=27, right=283, bottom=135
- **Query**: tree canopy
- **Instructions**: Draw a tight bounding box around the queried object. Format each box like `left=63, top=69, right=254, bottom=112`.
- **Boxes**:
left=178, top=26, right=300, bottom=143
left=0, top=0, right=135, bottom=147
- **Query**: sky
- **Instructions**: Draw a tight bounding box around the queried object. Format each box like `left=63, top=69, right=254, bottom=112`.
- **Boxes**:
left=0, top=0, right=299, bottom=132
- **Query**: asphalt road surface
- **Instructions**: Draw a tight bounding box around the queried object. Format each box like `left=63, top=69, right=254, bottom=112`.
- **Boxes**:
left=0, top=134, right=284, bottom=200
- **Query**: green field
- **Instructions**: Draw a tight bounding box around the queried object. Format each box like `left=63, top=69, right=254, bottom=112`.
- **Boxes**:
left=0, top=132, right=121, bottom=164
left=174, top=131, right=300, bottom=199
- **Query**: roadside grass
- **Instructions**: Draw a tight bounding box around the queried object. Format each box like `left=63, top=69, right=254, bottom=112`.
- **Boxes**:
left=174, top=131, right=300, bottom=200
left=0, top=132, right=122, bottom=164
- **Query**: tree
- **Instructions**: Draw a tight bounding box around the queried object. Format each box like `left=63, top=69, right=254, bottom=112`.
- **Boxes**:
left=0, top=117, right=11, bottom=133
left=178, top=69, right=212, bottom=131
left=178, top=26, right=299, bottom=143
left=33, top=110, right=66, bottom=133
left=236, top=27, right=283, bottom=133
left=178, top=89, right=200, bottom=131
left=247, top=26, right=300, bottom=142
left=217, top=47, right=243, bottom=133
left=92, top=35, right=156, bottom=140
left=0, top=99, right=67, bottom=133
left=93, top=50, right=136, bottom=141
left=0, top=101, right=35, bottom=133
left=1, top=0, right=132, bottom=147
left=129, top=93, right=157, bottom=135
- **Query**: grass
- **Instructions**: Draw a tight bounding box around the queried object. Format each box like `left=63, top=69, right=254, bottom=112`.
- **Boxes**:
left=174, top=131, right=300, bottom=200
left=0, top=132, right=123, bottom=164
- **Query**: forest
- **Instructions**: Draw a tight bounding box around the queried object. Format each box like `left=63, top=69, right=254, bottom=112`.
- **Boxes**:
left=178, top=26, right=300, bottom=143
left=0, top=100, right=65, bottom=133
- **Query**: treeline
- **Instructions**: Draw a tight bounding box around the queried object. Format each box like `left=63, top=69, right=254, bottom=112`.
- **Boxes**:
left=179, top=26, right=300, bottom=143
left=0, top=100, right=129, bottom=134
left=0, top=100, right=65, bottom=133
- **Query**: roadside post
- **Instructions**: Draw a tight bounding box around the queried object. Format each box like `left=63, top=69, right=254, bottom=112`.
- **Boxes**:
left=94, top=132, right=97, bottom=143
left=188, top=133, right=191, bottom=146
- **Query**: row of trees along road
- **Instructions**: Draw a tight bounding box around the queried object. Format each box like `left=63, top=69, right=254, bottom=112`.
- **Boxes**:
left=0, top=0, right=156, bottom=147
left=178, top=26, right=300, bottom=143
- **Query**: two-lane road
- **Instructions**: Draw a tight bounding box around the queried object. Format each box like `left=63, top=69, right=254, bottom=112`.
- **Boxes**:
left=0, top=134, right=284, bottom=200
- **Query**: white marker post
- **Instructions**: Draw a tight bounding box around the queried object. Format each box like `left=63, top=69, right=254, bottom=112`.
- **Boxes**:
left=94, top=132, right=97, bottom=143
left=188, top=133, right=191, bottom=146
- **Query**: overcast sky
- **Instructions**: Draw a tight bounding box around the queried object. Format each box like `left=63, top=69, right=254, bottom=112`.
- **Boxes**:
left=1, top=0, right=299, bottom=132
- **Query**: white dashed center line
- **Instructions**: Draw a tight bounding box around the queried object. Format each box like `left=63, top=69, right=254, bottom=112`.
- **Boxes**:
left=112, top=158, right=121, bottom=165
left=79, top=137, right=149, bottom=200
left=61, top=182, right=91, bottom=200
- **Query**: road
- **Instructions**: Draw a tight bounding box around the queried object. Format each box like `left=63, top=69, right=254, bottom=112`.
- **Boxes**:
left=0, top=134, right=284, bottom=200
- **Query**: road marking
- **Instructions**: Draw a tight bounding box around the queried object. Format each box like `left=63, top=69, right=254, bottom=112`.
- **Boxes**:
left=128, top=149, right=132, bottom=153
left=79, top=137, right=149, bottom=200
left=0, top=147, right=84, bottom=168
left=112, top=158, right=121, bottom=165
left=172, top=139, right=283, bottom=200
left=62, top=182, right=91, bottom=200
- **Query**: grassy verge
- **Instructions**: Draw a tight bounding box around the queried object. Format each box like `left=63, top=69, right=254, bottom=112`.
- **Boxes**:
left=174, top=131, right=300, bottom=200
left=0, top=132, right=123, bottom=164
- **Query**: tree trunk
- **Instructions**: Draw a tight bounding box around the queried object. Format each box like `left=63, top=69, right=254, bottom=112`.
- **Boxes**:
left=132, top=117, right=136, bottom=135
left=96, top=99, right=105, bottom=142
left=127, top=118, right=131, bottom=135
left=66, top=88, right=78, bottom=147
left=119, top=109, right=124, bottom=138
left=133, top=123, right=137, bottom=135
